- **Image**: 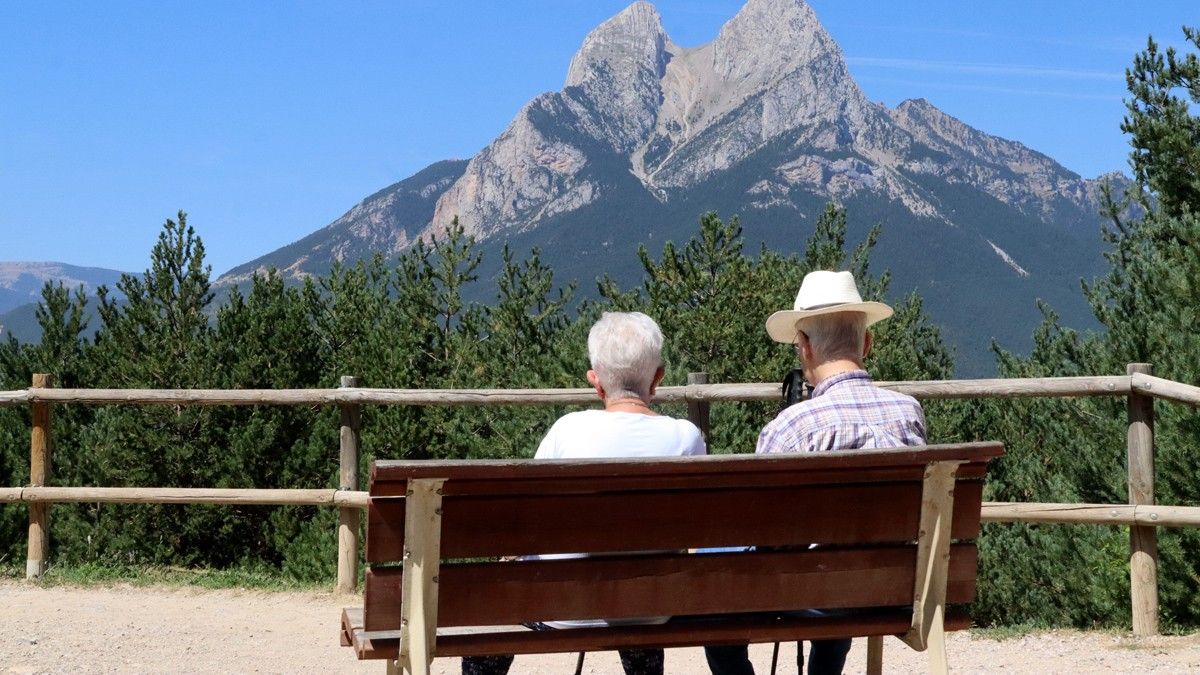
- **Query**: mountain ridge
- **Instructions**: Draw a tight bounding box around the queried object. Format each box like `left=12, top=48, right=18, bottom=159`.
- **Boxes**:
left=0, top=262, right=128, bottom=315
left=218, top=0, right=1123, bottom=374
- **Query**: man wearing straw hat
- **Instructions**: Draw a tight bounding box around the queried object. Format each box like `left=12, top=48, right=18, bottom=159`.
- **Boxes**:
left=705, top=270, right=927, bottom=675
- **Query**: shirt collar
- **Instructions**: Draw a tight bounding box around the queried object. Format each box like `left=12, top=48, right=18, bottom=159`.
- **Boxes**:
left=811, top=369, right=872, bottom=398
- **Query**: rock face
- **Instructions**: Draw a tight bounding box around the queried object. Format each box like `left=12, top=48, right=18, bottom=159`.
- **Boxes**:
left=221, top=159, right=468, bottom=284
left=222, top=0, right=1126, bottom=373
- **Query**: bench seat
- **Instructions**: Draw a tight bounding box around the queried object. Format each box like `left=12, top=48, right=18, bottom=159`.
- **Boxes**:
left=342, top=606, right=972, bottom=659
left=342, top=441, right=1004, bottom=674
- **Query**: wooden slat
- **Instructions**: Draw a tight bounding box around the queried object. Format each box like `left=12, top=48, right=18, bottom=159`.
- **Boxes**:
left=369, top=463, right=989, bottom=498
left=19, top=486, right=350, bottom=505
left=876, top=376, right=1131, bottom=400
left=364, top=545, right=977, bottom=631
left=2, top=374, right=1138, bottom=408
left=343, top=606, right=973, bottom=660
left=370, top=443, right=1003, bottom=485
left=981, top=502, right=1200, bottom=527
left=367, top=481, right=984, bottom=562
left=1131, top=372, right=1200, bottom=407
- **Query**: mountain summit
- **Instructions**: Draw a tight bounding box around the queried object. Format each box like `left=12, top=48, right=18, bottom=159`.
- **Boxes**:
left=222, top=0, right=1121, bottom=373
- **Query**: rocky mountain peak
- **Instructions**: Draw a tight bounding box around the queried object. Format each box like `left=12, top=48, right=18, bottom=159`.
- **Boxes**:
left=565, top=2, right=668, bottom=89
left=712, top=0, right=837, bottom=84
left=222, top=0, right=1123, bottom=374
left=560, top=1, right=671, bottom=152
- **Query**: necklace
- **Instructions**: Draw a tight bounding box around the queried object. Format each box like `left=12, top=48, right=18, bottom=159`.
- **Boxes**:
left=606, top=397, right=653, bottom=412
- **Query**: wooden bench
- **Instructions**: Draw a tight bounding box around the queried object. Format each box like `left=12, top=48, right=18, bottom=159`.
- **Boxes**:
left=341, top=441, right=1003, bottom=674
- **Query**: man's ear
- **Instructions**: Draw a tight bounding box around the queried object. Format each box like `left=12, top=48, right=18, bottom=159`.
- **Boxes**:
left=586, top=370, right=604, bottom=397
left=798, top=333, right=814, bottom=362
left=863, top=330, right=874, bottom=359
left=648, top=367, right=666, bottom=395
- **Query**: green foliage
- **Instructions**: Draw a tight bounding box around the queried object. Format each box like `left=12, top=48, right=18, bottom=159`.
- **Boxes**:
left=2, top=201, right=950, bottom=582
left=600, top=206, right=953, bottom=454
left=973, top=27, right=1200, bottom=628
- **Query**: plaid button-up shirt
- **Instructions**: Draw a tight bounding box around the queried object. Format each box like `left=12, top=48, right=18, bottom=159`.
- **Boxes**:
left=756, top=370, right=927, bottom=454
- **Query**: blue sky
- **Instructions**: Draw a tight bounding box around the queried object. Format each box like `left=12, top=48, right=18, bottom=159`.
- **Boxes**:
left=1, top=1, right=1194, bottom=275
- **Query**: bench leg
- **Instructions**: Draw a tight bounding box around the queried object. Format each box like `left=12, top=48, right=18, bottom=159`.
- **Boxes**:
left=926, top=606, right=949, bottom=675
left=397, top=478, right=445, bottom=675
left=866, top=635, right=883, bottom=675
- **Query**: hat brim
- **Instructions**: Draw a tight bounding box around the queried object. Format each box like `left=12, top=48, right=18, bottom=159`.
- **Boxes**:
left=765, top=302, right=894, bottom=344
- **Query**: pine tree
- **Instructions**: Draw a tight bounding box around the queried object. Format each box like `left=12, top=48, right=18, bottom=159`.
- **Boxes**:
left=71, top=212, right=238, bottom=566
left=0, top=282, right=94, bottom=563
left=976, top=27, right=1200, bottom=628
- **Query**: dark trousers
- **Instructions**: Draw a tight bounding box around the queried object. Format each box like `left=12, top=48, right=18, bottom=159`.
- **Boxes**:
left=462, top=648, right=664, bottom=675
left=704, top=639, right=852, bottom=675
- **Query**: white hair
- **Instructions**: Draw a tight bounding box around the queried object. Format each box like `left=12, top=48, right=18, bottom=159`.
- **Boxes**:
left=797, top=312, right=868, bottom=363
left=588, top=312, right=664, bottom=400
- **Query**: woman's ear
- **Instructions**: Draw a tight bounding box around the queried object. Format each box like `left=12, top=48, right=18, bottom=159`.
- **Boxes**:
left=586, top=370, right=604, bottom=398
left=648, top=367, right=666, bottom=395
left=863, top=330, right=874, bottom=359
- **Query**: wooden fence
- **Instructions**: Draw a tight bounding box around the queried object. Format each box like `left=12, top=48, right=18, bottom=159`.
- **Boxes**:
left=3, top=363, right=1200, bottom=635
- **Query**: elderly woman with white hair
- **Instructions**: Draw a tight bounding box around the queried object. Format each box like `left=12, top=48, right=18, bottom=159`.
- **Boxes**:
left=462, top=311, right=706, bottom=675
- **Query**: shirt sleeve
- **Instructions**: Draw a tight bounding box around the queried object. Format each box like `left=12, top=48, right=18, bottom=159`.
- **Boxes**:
left=684, top=423, right=707, bottom=456
left=534, top=420, right=561, bottom=459
left=756, top=418, right=793, bottom=454
left=913, top=403, right=929, bottom=445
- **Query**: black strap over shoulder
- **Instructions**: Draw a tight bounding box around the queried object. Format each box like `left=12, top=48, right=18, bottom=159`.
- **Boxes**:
left=781, top=368, right=811, bottom=411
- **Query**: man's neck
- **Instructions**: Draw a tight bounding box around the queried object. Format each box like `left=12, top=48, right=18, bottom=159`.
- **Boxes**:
left=810, top=359, right=865, bottom=387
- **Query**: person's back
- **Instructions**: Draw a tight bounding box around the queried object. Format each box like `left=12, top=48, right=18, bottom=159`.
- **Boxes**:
left=463, top=312, right=704, bottom=675
left=757, top=370, right=925, bottom=454
left=707, top=271, right=925, bottom=675
left=537, top=409, right=704, bottom=459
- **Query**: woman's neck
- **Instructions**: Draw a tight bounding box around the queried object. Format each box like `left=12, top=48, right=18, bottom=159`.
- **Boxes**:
left=604, top=396, right=657, bottom=416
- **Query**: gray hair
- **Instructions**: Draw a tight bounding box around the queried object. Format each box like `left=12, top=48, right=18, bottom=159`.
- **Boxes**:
left=588, top=312, right=664, bottom=400
left=797, top=312, right=868, bottom=363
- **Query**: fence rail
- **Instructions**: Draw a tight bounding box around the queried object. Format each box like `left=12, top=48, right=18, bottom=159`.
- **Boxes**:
left=6, top=366, right=1200, bottom=634
left=0, top=375, right=1138, bottom=406
left=2, top=487, right=368, bottom=507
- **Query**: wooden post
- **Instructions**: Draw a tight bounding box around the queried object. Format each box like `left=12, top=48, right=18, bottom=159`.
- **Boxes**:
left=866, top=635, right=883, bottom=675
left=338, top=376, right=362, bottom=595
left=1127, top=363, right=1158, bottom=635
left=395, top=478, right=445, bottom=675
left=27, top=373, right=52, bottom=579
left=687, top=372, right=710, bottom=443
left=902, top=460, right=962, bottom=675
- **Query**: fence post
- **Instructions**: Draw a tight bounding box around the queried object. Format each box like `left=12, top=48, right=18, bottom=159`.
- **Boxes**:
left=687, top=372, right=710, bottom=443
left=27, top=373, right=53, bottom=579
left=1127, top=362, right=1157, bottom=635
left=337, top=375, right=362, bottom=594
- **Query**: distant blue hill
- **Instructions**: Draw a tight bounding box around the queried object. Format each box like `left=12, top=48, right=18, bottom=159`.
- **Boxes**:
left=0, top=262, right=126, bottom=343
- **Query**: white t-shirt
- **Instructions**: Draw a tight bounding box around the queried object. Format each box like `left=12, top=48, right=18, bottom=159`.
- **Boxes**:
left=532, top=409, right=706, bottom=628
left=535, top=409, right=707, bottom=460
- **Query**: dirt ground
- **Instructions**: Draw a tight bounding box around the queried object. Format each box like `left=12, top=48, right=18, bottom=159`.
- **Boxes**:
left=3, top=582, right=1200, bottom=674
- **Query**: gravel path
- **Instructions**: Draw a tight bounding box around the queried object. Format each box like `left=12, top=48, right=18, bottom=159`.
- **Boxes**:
left=3, top=582, right=1199, bottom=673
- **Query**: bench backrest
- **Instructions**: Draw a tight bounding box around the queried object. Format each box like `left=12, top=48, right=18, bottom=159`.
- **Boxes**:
left=363, top=442, right=1002, bottom=634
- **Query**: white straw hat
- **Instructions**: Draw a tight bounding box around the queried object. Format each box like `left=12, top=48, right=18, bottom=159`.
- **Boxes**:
left=765, top=270, right=893, bottom=344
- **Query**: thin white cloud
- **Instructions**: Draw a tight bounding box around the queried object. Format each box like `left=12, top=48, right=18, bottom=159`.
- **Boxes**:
left=830, top=22, right=1144, bottom=54
left=856, top=75, right=1125, bottom=102
left=847, top=56, right=1124, bottom=81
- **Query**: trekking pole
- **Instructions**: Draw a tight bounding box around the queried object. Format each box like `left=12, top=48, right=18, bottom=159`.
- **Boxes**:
left=769, top=642, right=780, bottom=675
left=574, top=651, right=585, bottom=675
